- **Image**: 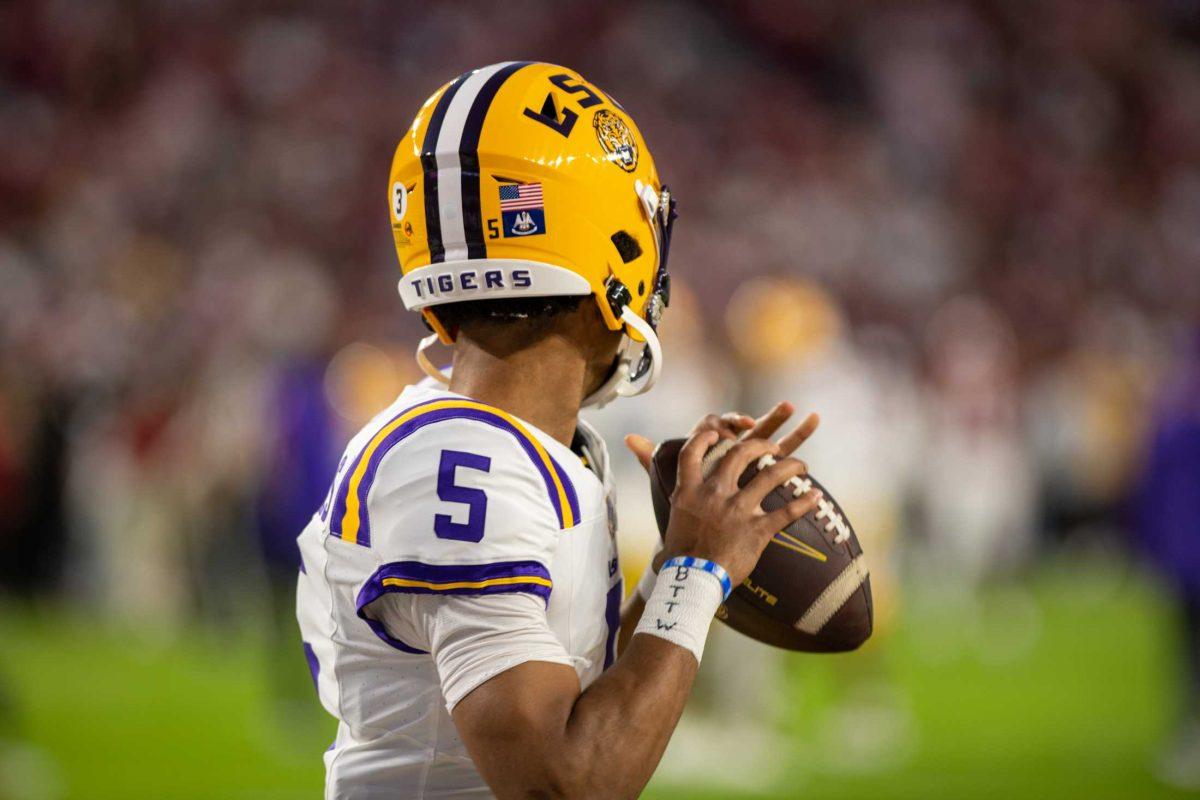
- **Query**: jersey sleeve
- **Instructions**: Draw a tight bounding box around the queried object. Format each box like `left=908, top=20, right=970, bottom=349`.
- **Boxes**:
left=329, top=403, right=581, bottom=650
left=371, top=592, right=587, bottom=710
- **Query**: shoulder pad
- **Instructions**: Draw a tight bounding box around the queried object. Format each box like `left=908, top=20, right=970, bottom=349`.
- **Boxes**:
left=329, top=397, right=581, bottom=550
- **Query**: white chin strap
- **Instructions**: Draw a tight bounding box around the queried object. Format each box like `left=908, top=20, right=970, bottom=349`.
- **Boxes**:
left=414, top=308, right=663, bottom=409
left=582, top=305, right=663, bottom=409
left=416, top=332, right=452, bottom=386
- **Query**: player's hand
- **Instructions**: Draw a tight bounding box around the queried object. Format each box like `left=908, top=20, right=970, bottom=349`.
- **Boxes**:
left=632, top=405, right=822, bottom=587
left=624, top=402, right=818, bottom=475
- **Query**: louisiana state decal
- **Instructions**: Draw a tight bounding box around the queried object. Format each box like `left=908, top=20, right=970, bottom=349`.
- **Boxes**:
left=498, top=181, right=546, bottom=237
left=593, top=109, right=638, bottom=172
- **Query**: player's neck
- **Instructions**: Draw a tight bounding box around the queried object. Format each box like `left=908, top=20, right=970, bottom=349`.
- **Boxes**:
left=448, top=333, right=585, bottom=447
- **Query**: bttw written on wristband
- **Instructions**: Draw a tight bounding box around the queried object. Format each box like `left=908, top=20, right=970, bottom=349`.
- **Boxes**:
left=654, top=564, right=697, bottom=631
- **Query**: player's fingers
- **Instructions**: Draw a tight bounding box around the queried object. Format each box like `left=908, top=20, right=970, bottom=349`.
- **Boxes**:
left=776, top=412, right=820, bottom=458
left=624, top=434, right=655, bottom=475
left=711, top=438, right=779, bottom=489
left=746, top=401, right=794, bottom=441
left=758, top=488, right=823, bottom=534
left=677, top=429, right=720, bottom=489
left=688, top=414, right=722, bottom=437
left=717, top=412, right=756, bottom=438
left=739, top=456, right=808, bottom=508
left=690, top=412, right=753, bottom=441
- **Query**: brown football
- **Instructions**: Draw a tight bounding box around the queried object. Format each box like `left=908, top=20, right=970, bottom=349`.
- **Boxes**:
left=649, top=438, right=872, bottom=653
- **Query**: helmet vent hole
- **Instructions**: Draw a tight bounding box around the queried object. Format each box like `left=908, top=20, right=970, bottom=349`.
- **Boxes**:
left=610, top=231, right=642, bottom=264
left=638, top=281, right=645, bottom=296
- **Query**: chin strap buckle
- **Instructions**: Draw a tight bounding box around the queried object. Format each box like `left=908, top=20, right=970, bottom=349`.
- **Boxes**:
left=604, top=276, right=633, bottom=321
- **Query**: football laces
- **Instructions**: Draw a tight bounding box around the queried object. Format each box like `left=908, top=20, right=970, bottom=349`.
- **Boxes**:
left=756, top=454, right=851, bottom=545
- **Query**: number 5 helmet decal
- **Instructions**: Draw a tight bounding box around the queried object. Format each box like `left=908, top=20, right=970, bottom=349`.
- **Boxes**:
left=389, top=62, right=676, bottom=407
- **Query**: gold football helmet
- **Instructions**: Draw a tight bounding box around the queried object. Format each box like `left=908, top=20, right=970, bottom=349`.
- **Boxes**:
left=388, top=61, right=676, bottom=406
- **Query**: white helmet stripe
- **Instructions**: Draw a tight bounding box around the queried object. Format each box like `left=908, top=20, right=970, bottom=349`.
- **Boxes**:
left=429, top=62, right=518, bottom=263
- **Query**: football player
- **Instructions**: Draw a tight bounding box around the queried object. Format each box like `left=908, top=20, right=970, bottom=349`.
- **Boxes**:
left=296, top=61, right=823, bottom=799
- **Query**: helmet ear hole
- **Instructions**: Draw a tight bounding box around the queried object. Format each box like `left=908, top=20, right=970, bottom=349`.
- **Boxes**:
left=610, top=231, right=642, bottom=264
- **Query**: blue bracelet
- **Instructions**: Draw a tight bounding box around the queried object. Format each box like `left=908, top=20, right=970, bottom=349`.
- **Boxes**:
left=661, top=556, right=733, bottom=601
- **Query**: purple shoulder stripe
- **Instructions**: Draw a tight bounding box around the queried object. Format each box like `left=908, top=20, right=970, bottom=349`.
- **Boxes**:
left=358, top=559, right=552, bottom=607
left=355, top=559, right=552, bottom=653
left=328, top=398, right=444, bottom=543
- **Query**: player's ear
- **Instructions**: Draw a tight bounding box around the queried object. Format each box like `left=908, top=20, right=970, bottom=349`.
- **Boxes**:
left=568, top=299, right=614, bottom=355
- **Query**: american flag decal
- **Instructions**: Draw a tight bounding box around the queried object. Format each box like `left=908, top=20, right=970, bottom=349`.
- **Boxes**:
left=498, top=182, right=546, bottom=237
left=499, top=182, right=544, bottom=211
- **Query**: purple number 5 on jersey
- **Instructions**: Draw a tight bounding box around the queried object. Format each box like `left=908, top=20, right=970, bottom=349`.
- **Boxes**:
left=434, top=449, right=492, bottom=542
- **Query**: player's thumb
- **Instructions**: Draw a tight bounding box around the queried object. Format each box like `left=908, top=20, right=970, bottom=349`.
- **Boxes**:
left=624, top=434, right=655, bottom=475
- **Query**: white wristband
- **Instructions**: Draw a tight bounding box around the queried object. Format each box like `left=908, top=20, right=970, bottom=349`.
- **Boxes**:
left=633, top=559, right=724, bottom=663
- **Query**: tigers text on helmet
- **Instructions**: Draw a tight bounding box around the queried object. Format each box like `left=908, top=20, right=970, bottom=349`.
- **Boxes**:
left=388, top=62, right=676, bottom=407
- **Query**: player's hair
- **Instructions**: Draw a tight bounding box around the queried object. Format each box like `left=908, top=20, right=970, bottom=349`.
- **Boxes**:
left=434, top=296, right=585, bottom=336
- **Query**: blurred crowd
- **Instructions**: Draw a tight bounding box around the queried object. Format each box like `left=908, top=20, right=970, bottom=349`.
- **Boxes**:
left=1, top=0, right=1199, bottom=724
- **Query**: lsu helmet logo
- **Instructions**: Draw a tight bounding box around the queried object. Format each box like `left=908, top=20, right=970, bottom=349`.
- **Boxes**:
left=593, top=109, right=638, bottom=172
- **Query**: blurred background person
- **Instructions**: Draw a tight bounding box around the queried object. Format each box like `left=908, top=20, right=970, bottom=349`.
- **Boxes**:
left=1136, top=329, right=1200, bottom=790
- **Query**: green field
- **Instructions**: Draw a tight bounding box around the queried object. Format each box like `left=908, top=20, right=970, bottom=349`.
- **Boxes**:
left=0, top=561, right=1193, bottom=799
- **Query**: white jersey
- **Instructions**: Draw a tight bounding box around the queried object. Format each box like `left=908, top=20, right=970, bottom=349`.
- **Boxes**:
left=296, top=384, right=621, bottom=799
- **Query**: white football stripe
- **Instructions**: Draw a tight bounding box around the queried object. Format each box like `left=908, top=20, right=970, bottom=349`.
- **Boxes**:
left=795, top=554, right=869, bottom=635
